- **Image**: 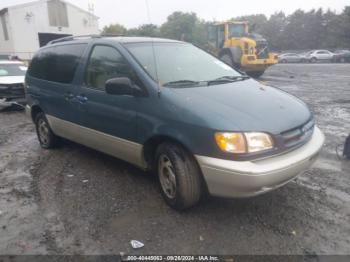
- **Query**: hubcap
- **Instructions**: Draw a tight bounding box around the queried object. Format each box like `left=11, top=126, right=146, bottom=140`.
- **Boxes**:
left=38, top=119, right=49, bottom=146
left=158, top=154, right=177, bottom=199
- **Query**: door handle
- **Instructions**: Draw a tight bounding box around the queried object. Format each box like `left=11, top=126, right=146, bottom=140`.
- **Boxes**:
left=64, top=93, right=74, bottom=100
left=76, top=95, right=88, bottom=104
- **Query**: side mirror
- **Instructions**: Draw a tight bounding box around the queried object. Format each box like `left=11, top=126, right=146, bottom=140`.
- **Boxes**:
left=105, top=77, right=134, bottom=96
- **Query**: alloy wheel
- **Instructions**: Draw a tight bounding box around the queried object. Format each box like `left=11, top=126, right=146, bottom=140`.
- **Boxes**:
left=38, top=119, right=50, bottom=146
left=158, top=154, right=177, bottom=199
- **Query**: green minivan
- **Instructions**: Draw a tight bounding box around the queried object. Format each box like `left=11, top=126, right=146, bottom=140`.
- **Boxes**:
left=25, top=36, right=324, bottom=210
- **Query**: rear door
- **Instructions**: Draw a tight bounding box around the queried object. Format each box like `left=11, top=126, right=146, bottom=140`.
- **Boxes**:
left=290, top=54, right=300, bottom=62
left=317, top=51, right=329, bottom=60
left=323, top=51, right=333, bottom=60
left=27, top=44, right=87, bottom=123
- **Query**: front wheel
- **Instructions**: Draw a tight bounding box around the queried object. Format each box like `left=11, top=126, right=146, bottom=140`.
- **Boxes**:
left=246, top=71, right=265, bottom=78
left=280, top=59, right=287, bottom=63
left=156, top=143, right=203, bottom=210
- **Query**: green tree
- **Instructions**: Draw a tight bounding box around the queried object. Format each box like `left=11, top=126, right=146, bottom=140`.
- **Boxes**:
left=336, top=6, right=350, bottom=48
left=102, top=23, right=127, bottom=35
left=261, top=12, right=287, bottom=51
left=232, top=14, right=268, bottom=33
left=101, top=6, right=350, bottom=51
left=160, top=12, right=207, bottom=46
left=128, top=24, right=160, bottom=37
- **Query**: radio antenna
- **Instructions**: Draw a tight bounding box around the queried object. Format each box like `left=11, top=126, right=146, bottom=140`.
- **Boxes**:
left=144, top=0, right=161, bottom=95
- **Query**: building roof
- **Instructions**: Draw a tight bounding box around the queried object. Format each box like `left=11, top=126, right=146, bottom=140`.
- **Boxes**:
left=0, top=0, right=98, bottom=19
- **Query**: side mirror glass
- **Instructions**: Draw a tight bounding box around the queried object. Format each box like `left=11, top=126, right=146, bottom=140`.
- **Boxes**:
left=105, top=77, right=134, bottom=96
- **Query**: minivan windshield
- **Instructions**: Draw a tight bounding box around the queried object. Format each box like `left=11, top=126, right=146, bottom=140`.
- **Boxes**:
left=125, top=42, right=242, bottom=87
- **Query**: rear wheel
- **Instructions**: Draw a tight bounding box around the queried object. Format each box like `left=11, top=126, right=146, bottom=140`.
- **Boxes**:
left=310, top=57, right=317, bottom=63
left=156, top=143, right=202, bottom=210
left=246, top=71, right=265, bottom=78
left=35, top=112, right=60, bottom=149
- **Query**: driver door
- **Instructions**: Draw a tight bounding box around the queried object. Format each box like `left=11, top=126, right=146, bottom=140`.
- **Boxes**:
left=75, top=44, right=140, bottom=164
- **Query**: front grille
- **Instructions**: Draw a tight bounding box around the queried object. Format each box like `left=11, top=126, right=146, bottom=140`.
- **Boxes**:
left=0, top=83, right=25, bottom=98
left=281, top=119, right=315, bottom=148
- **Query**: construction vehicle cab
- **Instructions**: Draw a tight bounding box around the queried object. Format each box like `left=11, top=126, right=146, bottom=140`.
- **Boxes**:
left=208, top=21, right=277, bottom=78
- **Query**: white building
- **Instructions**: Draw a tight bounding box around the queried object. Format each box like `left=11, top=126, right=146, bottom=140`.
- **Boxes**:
left=0, top=0, right=99, bottom=60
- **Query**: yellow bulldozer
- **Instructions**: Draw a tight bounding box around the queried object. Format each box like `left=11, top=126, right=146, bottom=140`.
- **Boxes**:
left=207, top=21, right=278, bottom=78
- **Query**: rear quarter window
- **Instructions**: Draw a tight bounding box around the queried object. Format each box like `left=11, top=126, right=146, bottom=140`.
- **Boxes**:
left=28, top=44, right=87, bottom=84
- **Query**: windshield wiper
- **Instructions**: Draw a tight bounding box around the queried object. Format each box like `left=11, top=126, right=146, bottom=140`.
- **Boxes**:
left=163, top=76, right=249, bottom=87
left=208, top=75, right=250, bottom=86
left=162, top=80, right=202, bottom=87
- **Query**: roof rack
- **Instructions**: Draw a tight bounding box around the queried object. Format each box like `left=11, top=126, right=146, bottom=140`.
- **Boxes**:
left=100, top=33, right=126, bottom=37
left=47, top=34, right=101, bottom=45
left=47, top=34, right=142, bottom=45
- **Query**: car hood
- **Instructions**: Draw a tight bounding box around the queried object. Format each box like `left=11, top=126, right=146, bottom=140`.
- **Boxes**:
left=0, top=76, right=25, bottom=85
left=168, top=79, right=312, bottom=134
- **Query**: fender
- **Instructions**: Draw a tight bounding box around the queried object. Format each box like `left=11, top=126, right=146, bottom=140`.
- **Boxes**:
left=143, top=124, right=197, bottom=154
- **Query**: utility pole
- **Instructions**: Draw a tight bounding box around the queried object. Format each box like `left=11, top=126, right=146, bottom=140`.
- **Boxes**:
left=88, top=0, right=95, bottom=27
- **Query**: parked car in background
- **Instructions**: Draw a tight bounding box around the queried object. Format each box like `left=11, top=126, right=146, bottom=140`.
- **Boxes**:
left=0, top=54, right=11, bottom=60
left=306, top=50, right=334, bottom=63
left=278, top=53, right=305, bottom=63
left=333, top=50, right=350, bottom=63
left=299, top=51, right=313, bottom=62
left=25, top=36, right=324, bottom=210
left=0, top=61, right=27, bottom=110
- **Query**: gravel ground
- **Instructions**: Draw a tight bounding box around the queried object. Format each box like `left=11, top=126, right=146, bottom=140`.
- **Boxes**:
left=0, top=64, right=349, bottom=255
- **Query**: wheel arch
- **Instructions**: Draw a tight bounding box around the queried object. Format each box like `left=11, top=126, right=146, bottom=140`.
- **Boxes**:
left=143, top=134, right=193, bottom=170
left=143, top=134, right=209, bottom=194
left=30, top=105, right=44, bottom=122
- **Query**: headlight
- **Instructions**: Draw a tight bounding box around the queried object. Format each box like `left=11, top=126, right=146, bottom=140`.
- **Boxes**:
left=245, top=132, right=274, bottom=153
left=215, top=132, right=273, bottom=154
left=215, top=133, right=246, bottom=153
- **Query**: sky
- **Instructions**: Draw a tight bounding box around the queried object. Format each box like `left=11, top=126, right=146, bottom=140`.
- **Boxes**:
left=1, top=0, right=348, bottom=29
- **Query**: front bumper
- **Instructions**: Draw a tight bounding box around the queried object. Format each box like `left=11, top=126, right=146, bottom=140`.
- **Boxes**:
left=241, top=53, right=278, bottom=71
left=0, top=97, right=26, bottom=109
left=196, top=127, right=324, bottom=198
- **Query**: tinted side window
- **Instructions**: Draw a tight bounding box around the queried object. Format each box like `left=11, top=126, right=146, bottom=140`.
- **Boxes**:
left=52, top=44, right=86, bottom=83
left=28, top=44, right=86, bottom=84
left=86, top=45, right=133, bottom=90
left=28, top=47, right=56, bottom=80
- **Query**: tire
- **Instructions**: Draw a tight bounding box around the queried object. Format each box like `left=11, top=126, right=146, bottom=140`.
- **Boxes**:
left=35, top=112, right=60, bottom=149
left=310, top=57, right=317, bottom=63
left=340, top=58, right=346, bottom=63
left=281, top=59, right=287, bottom=63
left=247, top=71, right=265, bottom=78
left=155, top=142, right=203, bottom=210
left=219, top=53, right=234, bottom=67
